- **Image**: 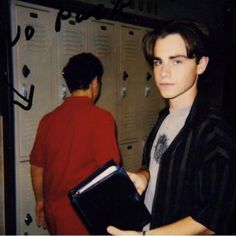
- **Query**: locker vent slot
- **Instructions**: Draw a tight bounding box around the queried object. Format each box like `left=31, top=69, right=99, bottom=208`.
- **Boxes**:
left=123, top=39, right=138, bottom=62
left=63, top=29, right=85, bottom=56
left=144, top=110, right=157, bottom=132
left=94, top=35, right=112, bottom=56
left=119, top=111, right=137, bottom=141
left=22, top=23, right=49, bottom=52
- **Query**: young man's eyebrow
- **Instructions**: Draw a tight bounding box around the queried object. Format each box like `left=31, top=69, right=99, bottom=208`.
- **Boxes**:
left=153, top=57, right=161, bottom=60
left=169, top=55, right=189, bottom=59
left=153, top=55, right=189, bottom=60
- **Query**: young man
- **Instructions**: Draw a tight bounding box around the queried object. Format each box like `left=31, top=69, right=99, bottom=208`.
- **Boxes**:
left=30, top=53, right=120, bottom=234
left=107, top=20, right=236, bottom=235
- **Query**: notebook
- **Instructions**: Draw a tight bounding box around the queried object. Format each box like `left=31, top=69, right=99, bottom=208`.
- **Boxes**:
left=68, top=160, right=151, bottom=235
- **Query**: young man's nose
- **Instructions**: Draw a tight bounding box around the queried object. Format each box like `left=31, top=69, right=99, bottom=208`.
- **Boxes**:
left=160, top=63, right=171, bottom=78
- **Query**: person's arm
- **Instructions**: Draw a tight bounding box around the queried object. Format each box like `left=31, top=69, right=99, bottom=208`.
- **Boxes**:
left=31, top=164, right=47, bottom=229
left=107, top=216, right=215, bottom=235
left=127, top=168, right=149, bottom=195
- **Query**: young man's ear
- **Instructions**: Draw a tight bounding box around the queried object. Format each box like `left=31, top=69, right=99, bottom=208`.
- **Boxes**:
left=197, top=56, right=209, bottom=75
left=91, top=76, right=99, bottom=88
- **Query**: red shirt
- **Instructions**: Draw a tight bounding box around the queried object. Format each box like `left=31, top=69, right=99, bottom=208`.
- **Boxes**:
left=30, top=96, right=120, bottom=234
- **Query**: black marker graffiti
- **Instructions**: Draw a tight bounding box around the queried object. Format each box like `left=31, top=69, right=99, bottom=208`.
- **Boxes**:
left=55, top=1, right=132, bottom=32
left=25, top=25, right=35, bottom=40
left=10, top=25, right=35, bottom=47
left=10, top=25, right=21, bottom=47
left=55, top=10, right=72, bottom=32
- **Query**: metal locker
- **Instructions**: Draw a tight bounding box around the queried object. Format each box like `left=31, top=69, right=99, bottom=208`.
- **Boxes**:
left=88, top=19, right=117, bottom=118
left=119, top=142, right=142, bottom=172
left=139, top=29, right=165, bottom=139
left=19, top=162, right=49, bottom=235
left=54, top=12, right=88, bottom=104
left=12, top=3, right=53, bottom=234
left=9, top=2, right=165, bottom=234
left=117, top=24, right=143, bottom=143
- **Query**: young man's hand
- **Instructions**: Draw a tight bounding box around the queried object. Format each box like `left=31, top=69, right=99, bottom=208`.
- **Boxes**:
left=107, top=225, right=141, bottom=235
left=127, top=169, right=149, bottom=195
left=35, top=200, right=47, bottom=230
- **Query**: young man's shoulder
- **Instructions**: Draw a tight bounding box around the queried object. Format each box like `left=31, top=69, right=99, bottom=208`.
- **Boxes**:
left=93, top=105, right=116, bottom=123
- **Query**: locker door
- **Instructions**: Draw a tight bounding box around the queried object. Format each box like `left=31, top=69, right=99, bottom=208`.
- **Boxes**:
left=119, top=142, right=142, bottom=172
left=55, top=13, right=88, bottom=104
left=117, top=25, right=143, bottom=143
left=13, top=4, right=53, bottom=234
left=88, top=19, right=117, bottom=118
left=140, top=28, right=165, bottom=139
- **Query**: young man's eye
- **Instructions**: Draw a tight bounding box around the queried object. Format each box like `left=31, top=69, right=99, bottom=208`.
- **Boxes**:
left=173, top=59, right=183, bottom=65
left=153, top=60, right=162, bottom=66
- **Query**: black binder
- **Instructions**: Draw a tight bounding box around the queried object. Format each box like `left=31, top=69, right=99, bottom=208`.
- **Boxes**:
left=68, top=160, right=151, bottom=235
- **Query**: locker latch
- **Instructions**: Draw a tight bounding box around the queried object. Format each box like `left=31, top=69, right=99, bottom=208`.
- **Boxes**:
left=24, top=213, right=33, bottom=226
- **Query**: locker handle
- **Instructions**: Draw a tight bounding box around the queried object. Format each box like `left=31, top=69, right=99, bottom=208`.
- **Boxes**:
left=60, top=84, right=67, bottom=100
left=120, top=85, right=127, bottom=98
left=145, top=86, right=150, bottom=97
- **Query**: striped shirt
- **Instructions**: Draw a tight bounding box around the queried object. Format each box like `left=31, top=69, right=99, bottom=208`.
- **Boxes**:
left=142, top=92, right=236, bottom=234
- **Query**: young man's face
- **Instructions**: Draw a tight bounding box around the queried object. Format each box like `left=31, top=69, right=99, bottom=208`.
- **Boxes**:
left=153, top=33, right=207, bottom=108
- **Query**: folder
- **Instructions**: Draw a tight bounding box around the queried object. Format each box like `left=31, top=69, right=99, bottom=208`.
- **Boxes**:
left=68, top=160, right=151, bottom=235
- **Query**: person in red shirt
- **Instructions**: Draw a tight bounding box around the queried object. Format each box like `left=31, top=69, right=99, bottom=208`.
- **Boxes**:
left=30, top=53, right=121, bottom=234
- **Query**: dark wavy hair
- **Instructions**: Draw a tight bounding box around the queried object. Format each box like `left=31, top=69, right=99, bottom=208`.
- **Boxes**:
left=62, top=53, right=104, bottom=92
left=143, top=20, right=211, bottom=65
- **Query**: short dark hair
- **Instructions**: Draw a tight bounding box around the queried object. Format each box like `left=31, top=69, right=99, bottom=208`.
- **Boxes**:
left=62, top=53, right=104, bottom=92
left=143, top=20, right=211, bottom=65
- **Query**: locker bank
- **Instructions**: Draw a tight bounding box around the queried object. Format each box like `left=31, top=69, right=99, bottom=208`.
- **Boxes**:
left=0, top=0, right=235, bottom=234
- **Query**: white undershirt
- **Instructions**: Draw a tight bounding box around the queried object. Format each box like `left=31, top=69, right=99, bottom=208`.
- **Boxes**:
left=143, top=106, right=191, bottom=230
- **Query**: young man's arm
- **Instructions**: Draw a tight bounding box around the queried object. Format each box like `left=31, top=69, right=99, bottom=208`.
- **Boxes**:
left=31, top=164, right=47, bottom=229
left=107, top=216, right=214, bottom=235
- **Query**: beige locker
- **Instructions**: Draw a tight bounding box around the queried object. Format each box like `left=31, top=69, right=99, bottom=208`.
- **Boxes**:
left=55, top=13, right=88, bottom=104
left=139, top=28, right=165, bottom=139
left=13, top=5, right=54, bottom=159
left=117, top=24, right=143, bottom=143
left=119, top=142, right=142, bottom=172
left=19, top=162, right=48, bottom=235
left=12, top=3, right=53, bottom=234
left=88, top=19, right=117, bottom=118
left=11, top=2, right=164, bottom=234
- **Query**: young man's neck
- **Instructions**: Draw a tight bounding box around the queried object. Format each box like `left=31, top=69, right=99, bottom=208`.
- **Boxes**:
left=71, top=89, right=92, bottom=99
left=169, top=90, right=197, bottom=110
